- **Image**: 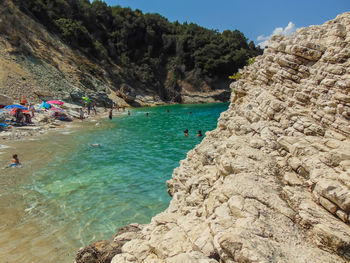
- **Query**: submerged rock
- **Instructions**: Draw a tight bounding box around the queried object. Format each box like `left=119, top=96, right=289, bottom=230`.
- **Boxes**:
left=77, top=12, right=350, bottom=263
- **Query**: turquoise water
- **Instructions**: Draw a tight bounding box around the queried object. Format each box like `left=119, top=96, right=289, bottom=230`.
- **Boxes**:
left=22, top=103, right=228, bottom=246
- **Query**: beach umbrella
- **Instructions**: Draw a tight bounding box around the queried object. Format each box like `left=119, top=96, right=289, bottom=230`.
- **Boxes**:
left=39, top=102, right=51, bottom=109
left=50, top=106, right=64, bottom=112
left=82, top=97, right=91, bottom=103
left=47, top=100, right=64, bottom=105
left=4, top=104, right=28, bottom=110
left=9, top=108, right=29, bottom=115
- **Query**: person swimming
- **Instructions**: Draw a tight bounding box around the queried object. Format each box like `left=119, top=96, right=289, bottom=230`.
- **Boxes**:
left=184, top=129, right=189, bottom=136
left=10, top=154, right=20, bottom=167
left=197, top=130, right=202, bottom=137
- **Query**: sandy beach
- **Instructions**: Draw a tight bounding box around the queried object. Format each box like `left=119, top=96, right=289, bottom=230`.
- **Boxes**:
left=0, top=108, right=127, bottom=262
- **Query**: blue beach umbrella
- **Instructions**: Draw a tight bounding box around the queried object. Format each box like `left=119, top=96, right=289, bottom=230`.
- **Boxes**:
left=4, top=104, right=28, bottom=110
left=39, top=102, right=51, bottom=109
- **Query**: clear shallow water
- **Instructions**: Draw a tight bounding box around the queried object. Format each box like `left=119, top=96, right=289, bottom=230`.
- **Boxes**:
left=9, top=103, right=228, bottom=255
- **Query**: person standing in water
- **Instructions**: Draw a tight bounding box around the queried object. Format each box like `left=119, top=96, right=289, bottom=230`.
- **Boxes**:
left=92, top=102, right=97, bottom=115
left=197, top=130, right=202, bottom=137
left=146, top=112, right=149, bottom=117
left=109, top=109, right=113, bottom=120
left=79, top=108, right=84, bottom=120
left=10, top=154, right=20, bottom=167
left=184, top=129, right=189, bottom=136
left=86, top=102, right=91, bottom=115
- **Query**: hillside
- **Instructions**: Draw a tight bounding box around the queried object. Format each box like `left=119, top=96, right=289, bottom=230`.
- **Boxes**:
left=0, top=0, right=261, bottom=107
left=76, top=12, right=350, bottom=263
left=0, top=0, right=112, bottom=106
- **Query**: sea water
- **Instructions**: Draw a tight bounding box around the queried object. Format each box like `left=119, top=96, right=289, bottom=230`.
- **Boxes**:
left=0, top=103, right=228, bottom=261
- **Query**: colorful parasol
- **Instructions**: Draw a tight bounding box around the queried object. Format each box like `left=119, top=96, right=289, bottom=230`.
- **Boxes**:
left=4, top=104, right=28, bottom=110
left=47, top=100, right=64, bottom=105
left=82, top=97, right=91, bottom=103
left=9, top=108, right=29, bottom=115
left=39, top=102, right=51, bottom=109
left=50, top=106, right=64, bottom=112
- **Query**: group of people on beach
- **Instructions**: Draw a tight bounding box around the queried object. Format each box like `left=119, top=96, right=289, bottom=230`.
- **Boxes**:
left=80, top=101, right=129, bottom=120
left=80, top=100, right=97, bottom=120
left=108, top=106, right=130, bottom=120
left=10, top=97, right=36, bottom=125
left=113, top=103, right=126, bottom=112
left=13, top=108, right=32, bottom=124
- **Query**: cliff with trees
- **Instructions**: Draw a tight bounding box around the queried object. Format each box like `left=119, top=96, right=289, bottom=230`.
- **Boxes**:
left=0, top=0, right=261, bottom=106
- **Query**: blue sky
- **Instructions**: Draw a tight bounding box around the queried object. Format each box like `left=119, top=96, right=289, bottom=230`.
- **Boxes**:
left=104, top=0, right=349, bottom=46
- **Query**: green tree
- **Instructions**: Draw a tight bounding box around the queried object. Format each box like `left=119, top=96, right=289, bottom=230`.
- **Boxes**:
left=13, top=0, right=263, bottom=97
left=55, top=18, right=92, bottom=49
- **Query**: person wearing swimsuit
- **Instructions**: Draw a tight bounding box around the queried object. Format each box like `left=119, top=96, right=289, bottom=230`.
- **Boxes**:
left=10, top=154, right=20, bottom=167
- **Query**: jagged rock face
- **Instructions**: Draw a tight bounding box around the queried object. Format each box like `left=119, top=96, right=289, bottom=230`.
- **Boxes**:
left=76, top=13, right=350, bottom=263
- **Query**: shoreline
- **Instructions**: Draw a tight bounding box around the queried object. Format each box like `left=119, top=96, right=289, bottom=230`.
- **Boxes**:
left=0, top=106, right=127, bottom=148
left=0, top=102, right=229, bottom=263
left=0, top=101, right=229, bottom=146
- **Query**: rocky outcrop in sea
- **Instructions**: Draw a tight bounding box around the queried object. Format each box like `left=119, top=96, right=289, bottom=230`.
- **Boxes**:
left=76, top=13, right=350, bottom=263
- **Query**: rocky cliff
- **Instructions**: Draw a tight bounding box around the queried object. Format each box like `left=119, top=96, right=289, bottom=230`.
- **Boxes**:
left=0, top=1, right=232, bottom=107
left=76, top=13, right=350, bottom=263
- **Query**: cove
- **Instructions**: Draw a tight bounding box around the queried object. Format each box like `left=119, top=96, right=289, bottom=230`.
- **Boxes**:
left=1, top=103, right=228, bottom=261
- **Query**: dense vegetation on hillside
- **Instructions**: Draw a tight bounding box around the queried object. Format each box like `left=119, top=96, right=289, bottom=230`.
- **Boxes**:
left=12, top=0, right=262, bottom=102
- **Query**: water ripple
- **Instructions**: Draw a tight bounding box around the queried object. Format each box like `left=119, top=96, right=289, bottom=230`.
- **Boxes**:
left=22, top=103, right=228, bottom=245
